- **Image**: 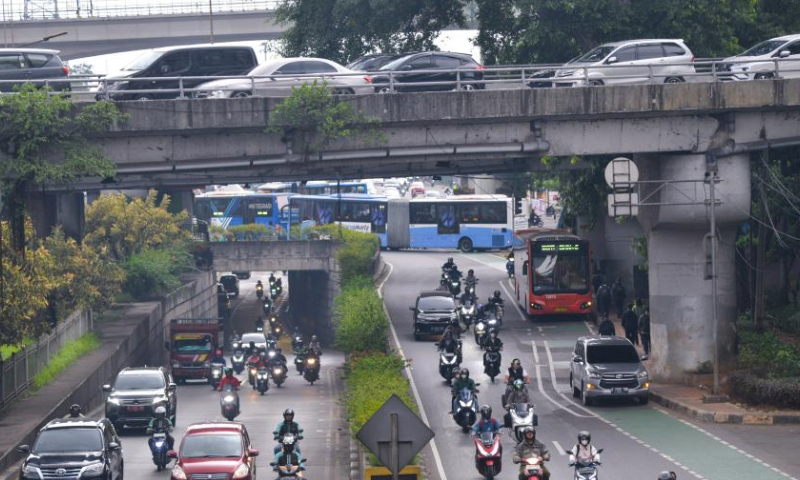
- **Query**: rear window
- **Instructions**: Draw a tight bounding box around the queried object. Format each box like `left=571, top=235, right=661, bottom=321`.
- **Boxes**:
left=586, top=344, right=640, bottom=363
left=241, top=333, right=266, bottom=344
left=181, top=434, right=242, bottom=458
left=25, top=53, right=52, bottom=67
left=418, top=296, right=455, bottom=311
left=34, top=429, right=103, bottom=454
left=662, top=43, right=686, bottom=57
left=114, top=372, right=165, bottom=390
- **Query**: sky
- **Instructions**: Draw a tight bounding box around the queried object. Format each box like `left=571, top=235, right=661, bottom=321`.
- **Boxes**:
left=69, top=29, right=482, bottom=75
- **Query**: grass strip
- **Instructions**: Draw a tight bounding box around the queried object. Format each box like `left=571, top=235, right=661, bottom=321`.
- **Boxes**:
left=31, top=333, right=101, bottom=391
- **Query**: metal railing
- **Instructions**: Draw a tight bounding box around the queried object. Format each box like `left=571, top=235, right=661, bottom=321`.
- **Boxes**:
left=2, top=0, right=280, bottom=21
left=0, top=310, right=93, bottom=411
left=7, top=56, right=800, bottom=101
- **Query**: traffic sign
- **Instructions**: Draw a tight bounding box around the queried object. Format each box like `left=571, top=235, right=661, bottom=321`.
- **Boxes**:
left=604, top=157, right=639, bottom=192
left=356, top=395, right=434, bottom=479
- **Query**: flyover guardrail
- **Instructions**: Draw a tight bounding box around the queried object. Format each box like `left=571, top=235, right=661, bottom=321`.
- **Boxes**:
left=4, top=0, right=280, bottom=21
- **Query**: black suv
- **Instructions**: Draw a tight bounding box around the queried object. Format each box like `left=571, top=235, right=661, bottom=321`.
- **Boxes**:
left=371, top=52, right=485, bottom=92
left=410, top=291, right=458, bottom=340
left=103, top=367, right=177, bottom=430
left=219, top=274, right=240, bottom=297
left=0, top=48, right=70, bottom=93
left=17, top=418, right=123, bottom=480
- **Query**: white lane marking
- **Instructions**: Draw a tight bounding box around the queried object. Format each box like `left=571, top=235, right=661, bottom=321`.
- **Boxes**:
left=584, top=320, right=596, bottom=335
left=458, top=253, right=506, bottom=272
left=380, top=261, right=449, bottom=480
left=531, top=341, right=589, bottom=418
left=552, top=440, right=566, bottom=456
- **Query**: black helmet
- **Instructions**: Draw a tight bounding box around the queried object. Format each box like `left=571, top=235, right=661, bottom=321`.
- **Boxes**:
left=511, top=358, right=521, bottom=367
left=578, top=430, right=591, bottom=444
left=69, top=404, right=82, bottom=417
left=224, top=367, right=234, bottom=377
left=493, top=290, right=501, bottom=299
left=479, top=405, right=492, bottom=420
left=249, top=341, right=256, bottom=348
left=489, top=328, right=498, bottom=337
left=283, top=408, right=295, bottom=420
left=447, top=257, right=453, bottom=263
left=460, top=368, right=469, bottom=378
left=468, top=269, right=474, bottom=276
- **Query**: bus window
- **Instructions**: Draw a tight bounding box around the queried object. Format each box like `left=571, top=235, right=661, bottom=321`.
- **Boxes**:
left=315, top=200, right=335, bottom=225
left=410, top=204, right=436, bottom=224
left=459, top=204, right=479, bottom=223
left=479, top=203, right=507, bottom=224
left=437, top=204, right=459, bottom=235
left=370, top=203, right=387, bottom=233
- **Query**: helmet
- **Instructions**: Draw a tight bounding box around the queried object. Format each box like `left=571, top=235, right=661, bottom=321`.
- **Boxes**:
left=493, top=290, right=501, bottom=299
left=311, top=335, right=318, bottom=342
left=257, top=280, right=262, bottom=284
left=489, top=328, right=498, bottom=338
left=68, top=404, right=82, bottom=417
left=512, top=358, right=521, bottom=367
left=479, top=405, right=492, bottom=420
left=224, top=367, right=233, bottom=376
left=658, top=473, right=672, bottom=480
left=447, top=257, right=453, bottom=263
left=249, top=341, right=256, bottom=348
left=513, top=379, right=524, bottom=391
left=283, top=408, right=295, bottom=420
left=468, top=269, right=474, bottom=276
left=155, top=406, right=167, bottom=418
left=578, top=430, right=591, bottom=445
left=460, top=368, right=469, bottom=378
left=523, top=426, right=536, bottom=440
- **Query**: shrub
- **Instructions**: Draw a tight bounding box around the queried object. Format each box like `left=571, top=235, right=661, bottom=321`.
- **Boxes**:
left=32, top=333, right=101, bottom=391
left=344, top=353, right=416, bottom=434
left=122, top=247, right=191, bottom=300
left=313, top=225, right=379, bottom=285
left=227, top=224, right=275, bottom=241
left=737, top=330, right=800, bottom=378
left=334, top=277, right=388, bottom=355
left=766, top=304, right=800, bottom=334
left=729, top=371, right=800, bottom=409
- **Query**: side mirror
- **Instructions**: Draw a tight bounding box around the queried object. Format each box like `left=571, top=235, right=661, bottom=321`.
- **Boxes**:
left=168, top=382, right=177, bottom=390
left=596, top=448, right=604, bottom=454
left=16, top=445, right=30, bottom=453
left=301, top=458, right=308, bottom=463
left=108, top=442, right=121, bottom=451
left=572, top=355, right=584, bottom=364
left=779, top=50, right=791, bottom=58
left=102, top=384, right=112, bottom=392
left=167, top=450, right=178, bottom=458
left=606, top=56, right=618, bottom=64
left=400, top=64, right=414, bottom=71
left=409, top=306, right=416, bottom=311
left=248, top=448, right=259, bottom=457
left=522, top=260, right=529, bottom=276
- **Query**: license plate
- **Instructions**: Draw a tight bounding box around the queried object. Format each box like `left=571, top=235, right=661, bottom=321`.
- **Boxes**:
left=555, top=307, right=568, bottom=312
left=612, top=388, right=628, bottom=394
left=127, top=406, right=144, bottom=411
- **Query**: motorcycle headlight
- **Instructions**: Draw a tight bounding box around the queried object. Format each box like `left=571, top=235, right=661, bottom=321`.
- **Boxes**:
left=223, top=395, right=235, bottom=402
left=476, top=325, right=485, bottom=332
left=82, top=462, right=105, bottom=475
left=307, top=358, right=316, bottom=365
left=269, top=351, right=276, bottom=358
left=488, top=319, right=497, bottom=325
left=172, top=465, right=187, bottom=480
left=459, top=400, right=469, bottom=407
left=273, top=368, right=282, bottom=375
left=232, top=463, right=250, bottom=479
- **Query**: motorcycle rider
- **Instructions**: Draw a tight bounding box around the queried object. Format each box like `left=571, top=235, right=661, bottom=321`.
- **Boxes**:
left=450, top=265, right=463, bottom=283
left=486, top=290, right=504, bottom=317
left=217, top=367, right=242, bottom=391
left=513, top=427, right=550, bottom=480
left=451, top=368, right=477, bottom=415
left=268, top=348, right=289, bottom=369
left=438, top=330, right=462, bottom=365
left=273, top=408, right=304, bottom=455
left=247, top=348, right=266, bottom=369
left=504, top=358, right=530, bottom=404
left=442, top=257, right=456, bottom=272
left=256, top=280, right=264, bottom=295
left=482, top=328, right=503, bottom=365
left=246, top=340, right=258, bottom=356
left=471, top=405, right=502, bottom=436
left=308, top=335, right=322, bottom=356
left=146, top=406, right=174, bottom=451
left=504, top=379, right=531, bottom=427
left=209, top=348, right=227, bottom=366
left=64, top=404, right=85, bottom=418
left=569, top=431, right=601, bottom=466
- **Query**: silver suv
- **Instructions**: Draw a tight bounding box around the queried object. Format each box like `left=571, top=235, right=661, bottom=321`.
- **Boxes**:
left=554, top=39, right=694, bottom=86
left=569, top=336, right=649, bottom=405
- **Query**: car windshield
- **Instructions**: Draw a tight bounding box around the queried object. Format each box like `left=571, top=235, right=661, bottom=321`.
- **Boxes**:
left=586, top=345, right=640, bottom=363
left=122, top=50, right=164, bottom=71
left=241, top=333, right=266, bottom=344
left=572, top=46, right=616, bottom=63
left=532, top=250, right=589, bottom=294
left=249, top=61, right=282, bottom=76
left=379, top=55, right=414, bottom=71
left=418, top=296, right=454, bottom=311
left=33, top=429, right=103, bottom=454
left=114, top=373, right=165, bottom=390
left=174, top=335, right=213, bottom=353
left=181, top=434, right=242, bottom=458
left=738, top=40, right=786, bottom=57
left=221, top=277, right=237, bottom=286
left=350, top=56, right=397, bottom=71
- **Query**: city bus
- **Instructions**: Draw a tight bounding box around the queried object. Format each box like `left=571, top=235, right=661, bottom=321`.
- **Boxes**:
left=289, top=194, right=513, bottom=251
left=194, top=192, right=293, bottom=230
left=255, top=180, right=377, bottom=196
left=512, top=230, right=593, bottom=318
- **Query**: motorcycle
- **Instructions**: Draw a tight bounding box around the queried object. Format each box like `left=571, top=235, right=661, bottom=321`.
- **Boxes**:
left=463, top=280, right=477, bottom=300
left=459, top=301, right=476, bottom=329
left=506, top=403, right=538, bottom=442
left=270, top=285, right=279, bottom=299
left=247, top=364, right=259, bottom=387
left=440, top=271, right=451, bottom=290
left=520, top=456, right=547, bottom=480
left=231, top=350, right=245, bottom=374
left=303, top=355, right=320, bottom=385
left=483, top=350, right=502, bottom=382
left=474, top=320, right=487, bottom=347
left=570, top=449, right=603, bottom=480
left=529, top=215, right=544, bottom=228
left=294, top=353, right=306, bottom=374
left=256, top=283, right=264, bottom=299
left=271, top=362, right=288, bottom=387
left=438, top=351, right=460, bottom=384
left=453, top=387, right=479, bottom=433
left=256, top=320, right=265, bottom=333
left=262, top=298, right=273, bottom=315
left=254, top=367, right=269, bottom=395
left=272, top=323, right=284, bottom=338
left=270, top=434, right=306, bottom=479
left=220, top=385, right=240, bottom=421
left=209, top=362, right=224, bottom=390
left=473, top=431, right=502, bottom=480
left=148, top=431, right=170, bottom=471
left=485, top=306, right=503, bottom=330
left=506, top=258, right=515, bottom=278
left=292, top=333, right=304, bottom=352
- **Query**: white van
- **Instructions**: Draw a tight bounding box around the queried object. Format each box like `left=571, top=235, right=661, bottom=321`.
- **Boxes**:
left=721, top=34, right=800, bottom=81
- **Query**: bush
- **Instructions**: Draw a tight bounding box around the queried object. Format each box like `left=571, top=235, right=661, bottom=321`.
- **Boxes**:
left=122, top=247, right=191, bottom=300
left=313, top=225, right=379, bottom=285
left=334, top=277, right=388, bottom=355
left=32, top=333, right=101, bottom=391
left=344, top=353, right=416, bottom=434
left=737, top=330, right=800, bottom=378
left=766, top=304, right=800, bottom=334
left=729, top=371, right=800, bottom=409
left=226, top=224, right=276, bottom=241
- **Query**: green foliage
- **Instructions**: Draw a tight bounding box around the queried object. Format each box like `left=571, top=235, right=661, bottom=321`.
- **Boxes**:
left=334, top=278, right=389, bottom=355
left=267, top=81, right=384, bottom=157
left=729, top=371, right=800, bottom=409
left=630, top=235, right=648, bottom=271
left=226, top=224, right=274, bottom=241
left=313, top=225, right=379, bottom=285
left=344, top=353, right=416, bottom=434
left=275, top=0, right=466, bottom=64
left=737, top=329, right=800, bottom=378
left=121, top=247, right=192, bottom=300
left=31, top=333, right=100, bottom=391
left=766, top=305, right=800, bottom=334
left=555, top=156, right=610, bottom=230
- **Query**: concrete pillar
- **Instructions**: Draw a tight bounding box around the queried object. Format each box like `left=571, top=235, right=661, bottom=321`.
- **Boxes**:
left=160, top=189, right=194, bottom=217
left=635, top=153, right=750, bottom=381
left=27, top=191, right=85, bottom=241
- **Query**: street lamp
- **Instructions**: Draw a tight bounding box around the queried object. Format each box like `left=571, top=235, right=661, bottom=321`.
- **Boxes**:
left=18, top=31, right=67, bottom=47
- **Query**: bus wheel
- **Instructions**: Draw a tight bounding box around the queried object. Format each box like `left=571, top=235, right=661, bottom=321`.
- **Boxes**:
left=458, top=237, right=473, bottom=253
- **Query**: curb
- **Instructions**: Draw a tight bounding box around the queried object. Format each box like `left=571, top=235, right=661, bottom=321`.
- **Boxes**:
left=349, top=436, right=361, bottom=480
left=650, top=390, right=800, bottom=425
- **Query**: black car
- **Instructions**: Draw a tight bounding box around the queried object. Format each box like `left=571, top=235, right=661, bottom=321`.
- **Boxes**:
left=96, top=45, right=257, bottom=101
left=410, top=291, right=458, bottom=340
left=17, top=418, right=123, bottom=480
left=0, top=48, right=70, bottom=93
left=104, top=367, right=177, bottom=430
left=371, top=52, right=485, bottom=93
left=346, top=53, right=411, bottom=72
left=219, top=274, right=240, bottom=298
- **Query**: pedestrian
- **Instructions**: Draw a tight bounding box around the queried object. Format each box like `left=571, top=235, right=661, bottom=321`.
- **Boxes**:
left=632, top=297, right=645, bottom=317
left=591, top=274, right=603, bottom=295
left=639, top=307, right=651, bottom=355
left=611, top=278, right=626, bottom=318
left=596, top=284, right=611, bottom=318
left=598, top=315, right=615, bottom=336
left=621, top=303, right=639, bottom=345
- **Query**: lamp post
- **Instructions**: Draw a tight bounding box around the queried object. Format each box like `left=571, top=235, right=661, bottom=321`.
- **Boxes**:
left=208, top=0, right=214, bottom=43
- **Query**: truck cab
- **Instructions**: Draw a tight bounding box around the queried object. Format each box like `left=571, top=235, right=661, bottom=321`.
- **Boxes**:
left=167, top=319, right=220, bottom=383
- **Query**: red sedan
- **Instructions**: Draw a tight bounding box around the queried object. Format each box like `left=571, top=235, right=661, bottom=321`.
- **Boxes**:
left=169, top=422, right=259, bottom=480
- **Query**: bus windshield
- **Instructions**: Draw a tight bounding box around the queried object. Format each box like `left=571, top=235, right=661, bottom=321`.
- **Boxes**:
left=531, top=242, right=588, bottom=294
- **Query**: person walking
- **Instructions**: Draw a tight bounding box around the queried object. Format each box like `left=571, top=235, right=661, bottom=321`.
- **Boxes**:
left=598, top=315, right=616, bottom=336
left=611, top=278, right=626, bottom=318
left=591, top=274, right=603, bottom=295
left=621, top=303, right=639, bottom=345
left=632, top=297, right=645, bottom=318
left=596, top=284, right=611, bottom=318
left=639, top=307, right=651, bottom=355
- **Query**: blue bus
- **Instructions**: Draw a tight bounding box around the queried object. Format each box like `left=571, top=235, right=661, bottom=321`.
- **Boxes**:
left=256, top=180, right=377, bottom=196
left=194, top=192, right=293, bottom=230
left=289, top=194, right=513, bottom=252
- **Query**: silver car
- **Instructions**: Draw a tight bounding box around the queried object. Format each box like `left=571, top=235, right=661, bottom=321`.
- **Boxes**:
left=554, top=39, right=695, bottom=86
left=570, top=336, right=649, bottom=405
left=721, top=34, right=800, bottom=81
left=195, top=57, right=372, bottom=98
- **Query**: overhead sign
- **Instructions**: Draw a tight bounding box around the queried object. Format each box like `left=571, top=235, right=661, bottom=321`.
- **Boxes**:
left=356, top=395, right=434, bottom=478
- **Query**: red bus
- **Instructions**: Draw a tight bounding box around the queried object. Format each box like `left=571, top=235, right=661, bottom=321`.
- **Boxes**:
left=512, top=229, right=593, bottom=318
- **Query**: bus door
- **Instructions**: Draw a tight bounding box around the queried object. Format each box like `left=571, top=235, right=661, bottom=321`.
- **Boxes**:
left=437, top=203, right=460, bottom=239
left=387, top=199, right=410, bottom=249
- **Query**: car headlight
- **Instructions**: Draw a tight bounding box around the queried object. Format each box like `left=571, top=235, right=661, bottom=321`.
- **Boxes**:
left=580, top=302, right=592, bottom=309
left=638, top=370, right=649, bottom=379
left=82, top=462, right=105, bottom=475
left=21, top=464, right=42, bottom=477
left=107, top=397, right=120, bottom=405
left=152, top=395, right=168, bottom=405
left=172, top=465, right=187, bottom=480
left=232, top=463, right=250, bottom=479
left=587, top=371, right=601, bottom=379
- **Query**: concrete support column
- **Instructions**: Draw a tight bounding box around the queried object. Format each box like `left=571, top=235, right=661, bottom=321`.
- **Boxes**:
left=160, top=189, right=194, bottom=217
left=28, top=191, right=85, bottom=241
left=635, top=153, right=750, bottom=381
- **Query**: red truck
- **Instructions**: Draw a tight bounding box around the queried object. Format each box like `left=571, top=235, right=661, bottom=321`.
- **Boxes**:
left=167, top=318, right=219, bottom=383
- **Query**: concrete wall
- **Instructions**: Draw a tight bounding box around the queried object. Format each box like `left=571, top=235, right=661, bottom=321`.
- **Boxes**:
left=211, top=240, right=339, bottom=273
left=579, top=211, right=646, bottom=294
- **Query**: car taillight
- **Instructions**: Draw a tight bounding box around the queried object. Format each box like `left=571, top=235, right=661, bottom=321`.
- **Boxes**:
left=363, top=75, right=373, bottom=83
left=62, top=66, right=69, bottom=75
left=476, top=64, right=485, bottom=70
left=690, top=55, right=695, bottom=63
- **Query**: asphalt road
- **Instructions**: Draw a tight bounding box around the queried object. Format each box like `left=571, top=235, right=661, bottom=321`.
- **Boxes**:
left=380, top=251, right=800, bottom=480
left=120, top=272, right=349, bottom=480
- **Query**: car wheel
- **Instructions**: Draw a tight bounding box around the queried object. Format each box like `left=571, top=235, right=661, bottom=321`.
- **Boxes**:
left=232, top=91, right=252, bottom=98
left=375, top=85, right=393, bottom=94
left=581, top=383, right=593, bottom=406
left=333, top=87, right=355, bottom=95
left=755, top=73, right=774, bottom=80
left=587, top=80, right=604, bottom=87
left=459, top=84, right=476, bottom=91
left=570, top=374, right=580, bottom=398
left=664, top=76, right=684, bottom=84
left=135, top=95, right=152, bottom=101
left=458, top=237, right=473, bottom=253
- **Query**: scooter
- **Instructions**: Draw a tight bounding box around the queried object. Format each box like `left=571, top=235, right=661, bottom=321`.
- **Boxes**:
left=483, top=350, right=502, bottom=382
left=270, top=285, right=279, bottom=299
left=473, top=431, right=502, bottom=480
left=460, top=300, right=476, bottom=329
left=294, top=351, right=307, bottom=374
left=270, top=435, right=306, bottom=479
left=292, top=333, right=304, bottom=352
left=506, top=403, right=538, bottom=442
left=148, top=430, right=170, bottom=471
left=506, top=258, right=515, bottom=278
left=520, top=456, right=547, bottom=480
left=438, top=351, right=460, bottom=384
left=209, top=362, right=224, bottom=390
left=231, top=350, right=245, bottom=374
left=262, top=298, right=273, bottom=315
left=256, top=367, right=270, bottom=395
left=303, top=355, right=320, bottom=385
left=449, top=278, right=461, bottom=297
left=256, top=283, right=264, bottom=299
left=255, top=320, right=265, bottom=333
left=474, top=320, right=487, bottom=347
left=463, top=280, right=477, bottom=300
left=247, top=364, right=259, bottom=387
left=453, top=387, right=479, bottom=433
left=271, top=362, right=288, bottom=387
left=220, top=385, right=240, bottom=421
left=272, top=323, right=284, bottom=338
left=570, top=450, right=603, bottom=480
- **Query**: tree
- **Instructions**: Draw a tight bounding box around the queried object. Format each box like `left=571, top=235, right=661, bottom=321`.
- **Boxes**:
left=275, top=0, right=467, bottom=64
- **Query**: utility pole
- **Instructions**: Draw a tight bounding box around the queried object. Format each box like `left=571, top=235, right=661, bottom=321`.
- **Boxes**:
left=707, top=167, right=720, bottom=395
left=208, top=0, right=214, bottom=43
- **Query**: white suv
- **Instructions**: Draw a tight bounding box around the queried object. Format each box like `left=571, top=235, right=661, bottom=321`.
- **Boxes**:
left=553, top=39, right=695, bottom=87
left=720, top=34, right=800, bottom=81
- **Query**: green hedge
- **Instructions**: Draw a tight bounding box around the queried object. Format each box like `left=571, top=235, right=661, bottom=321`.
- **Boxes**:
left=737, top=329, right=800, bottom=378
left=313, top=225, right=379, bottom=285
left=333, top=276, right=388, bottom=355
left=226, top=224, right=275, bottom=241
left=345, top=353, right=416, bottom=434
left=122, top=247, right=191, bottom=300
left=729, top=371, right=800, bottom=409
